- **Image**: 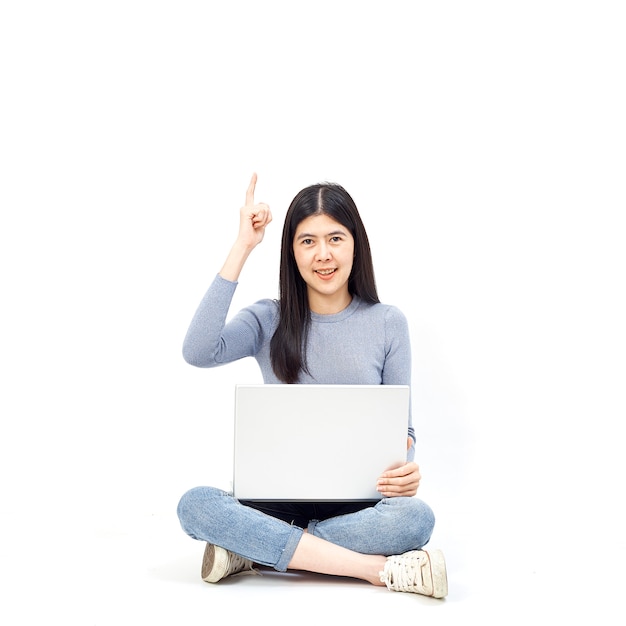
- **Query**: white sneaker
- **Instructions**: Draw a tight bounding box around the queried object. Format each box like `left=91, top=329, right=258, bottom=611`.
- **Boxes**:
left=379, top=549, right=448, bottom=598
left=201, top=543, right=257, bottom=583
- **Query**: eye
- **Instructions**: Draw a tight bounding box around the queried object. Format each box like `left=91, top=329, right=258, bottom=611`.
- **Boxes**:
left=301, top=238, right=314, bottom=245
left=330, top=236, right=342, bottom=243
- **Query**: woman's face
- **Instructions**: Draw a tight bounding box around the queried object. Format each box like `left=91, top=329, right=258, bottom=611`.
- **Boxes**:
left=292, top=213, right=355, bottom=313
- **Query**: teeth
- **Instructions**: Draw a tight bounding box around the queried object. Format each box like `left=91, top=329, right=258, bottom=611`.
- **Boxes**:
left=317, top=269, right=334, bottom=275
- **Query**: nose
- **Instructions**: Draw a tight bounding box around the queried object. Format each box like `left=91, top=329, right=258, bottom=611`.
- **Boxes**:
left=315, top=242, right=331, bottom=261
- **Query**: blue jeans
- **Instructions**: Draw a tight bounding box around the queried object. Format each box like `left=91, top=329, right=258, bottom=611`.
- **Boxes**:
left=177, top=486, right=435, bottom=572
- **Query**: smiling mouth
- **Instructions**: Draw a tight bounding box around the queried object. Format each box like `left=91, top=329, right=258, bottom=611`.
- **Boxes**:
left=315, top=269, right=336, bottom=276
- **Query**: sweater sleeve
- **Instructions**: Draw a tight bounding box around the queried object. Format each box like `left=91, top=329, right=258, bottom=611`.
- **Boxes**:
left=382, top=305, right=416, bottom=459
left=182, top=274, right=275, bottom=368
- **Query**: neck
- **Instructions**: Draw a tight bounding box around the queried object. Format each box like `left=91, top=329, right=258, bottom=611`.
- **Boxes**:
left=308, top=290, right=353, bottom=315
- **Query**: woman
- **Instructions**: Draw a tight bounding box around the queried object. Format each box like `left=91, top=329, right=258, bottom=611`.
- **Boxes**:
left=177, top=174, right=448, bottom=598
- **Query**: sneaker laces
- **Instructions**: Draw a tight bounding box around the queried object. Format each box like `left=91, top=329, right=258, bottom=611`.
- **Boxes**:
left=380, top=551, right=430, bottom=593
left=226, top=552, right=259, bottom=578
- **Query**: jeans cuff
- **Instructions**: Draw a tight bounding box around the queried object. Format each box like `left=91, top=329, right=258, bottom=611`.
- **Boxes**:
left=274, top=525, right=304, bottom=572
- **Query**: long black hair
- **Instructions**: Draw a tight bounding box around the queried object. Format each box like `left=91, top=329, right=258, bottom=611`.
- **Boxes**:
left=270, top=183, right=379, bottom=383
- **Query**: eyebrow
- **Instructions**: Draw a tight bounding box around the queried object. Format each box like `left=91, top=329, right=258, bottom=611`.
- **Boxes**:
left=295, top=229, right=348, bottom=241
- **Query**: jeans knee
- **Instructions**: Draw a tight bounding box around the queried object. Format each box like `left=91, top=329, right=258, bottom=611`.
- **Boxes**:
left=176, top=486, right=222, bottom=538
left=384, top=497, right=436, bottom=549
left=409, top=498, right=436, bottom=548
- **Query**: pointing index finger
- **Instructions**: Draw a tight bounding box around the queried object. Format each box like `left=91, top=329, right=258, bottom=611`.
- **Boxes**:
left=245, top=172, right=258, bottom=207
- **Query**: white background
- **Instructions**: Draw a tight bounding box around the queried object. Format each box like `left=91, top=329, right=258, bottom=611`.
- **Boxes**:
left=1, top=1, right=624, bottom=623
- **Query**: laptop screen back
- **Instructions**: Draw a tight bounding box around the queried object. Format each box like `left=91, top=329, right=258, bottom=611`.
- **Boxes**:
left=232, top=384, right=410, bottom=501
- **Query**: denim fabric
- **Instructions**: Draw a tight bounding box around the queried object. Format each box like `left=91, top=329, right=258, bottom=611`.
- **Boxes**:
left=177, top=486, right=435, bottom=572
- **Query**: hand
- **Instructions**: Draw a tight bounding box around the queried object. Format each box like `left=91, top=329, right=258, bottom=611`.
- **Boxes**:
left=376, top=461, right=422, bottom=498
left=237, top=173, right=272, bottom=250
left=218, top=173, right=273, bottom=282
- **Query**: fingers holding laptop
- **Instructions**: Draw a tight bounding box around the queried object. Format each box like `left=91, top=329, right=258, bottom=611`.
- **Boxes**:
left=376, top=461, right=421, bottom=498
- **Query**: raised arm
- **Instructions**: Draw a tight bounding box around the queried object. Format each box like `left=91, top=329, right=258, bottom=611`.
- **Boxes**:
left=219, top=173, right=273, bottom=282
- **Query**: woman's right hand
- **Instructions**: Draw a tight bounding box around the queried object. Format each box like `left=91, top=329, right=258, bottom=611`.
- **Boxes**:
left=237, top=173, right=272, bottom=251
left=218, top=173, right=273, bottom=282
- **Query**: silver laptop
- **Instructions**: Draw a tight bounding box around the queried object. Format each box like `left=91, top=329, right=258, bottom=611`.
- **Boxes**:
left=232, top=384, right=410, bottom=501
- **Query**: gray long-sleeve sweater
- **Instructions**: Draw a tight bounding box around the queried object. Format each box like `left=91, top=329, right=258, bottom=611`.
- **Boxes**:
left=183, top=274, right=416, bottom=452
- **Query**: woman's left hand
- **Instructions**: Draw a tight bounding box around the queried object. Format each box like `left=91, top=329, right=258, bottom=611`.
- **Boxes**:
left=376, top=461, right=422, bottom=498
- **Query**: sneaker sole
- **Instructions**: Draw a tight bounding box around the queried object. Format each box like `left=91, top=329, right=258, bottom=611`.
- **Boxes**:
left=201, top=544, right=229, bottom=583
left=424, top=549, right=448, bottom=598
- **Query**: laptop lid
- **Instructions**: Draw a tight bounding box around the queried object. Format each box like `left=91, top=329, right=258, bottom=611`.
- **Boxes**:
left=232, top=384, right=410, bottom=501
